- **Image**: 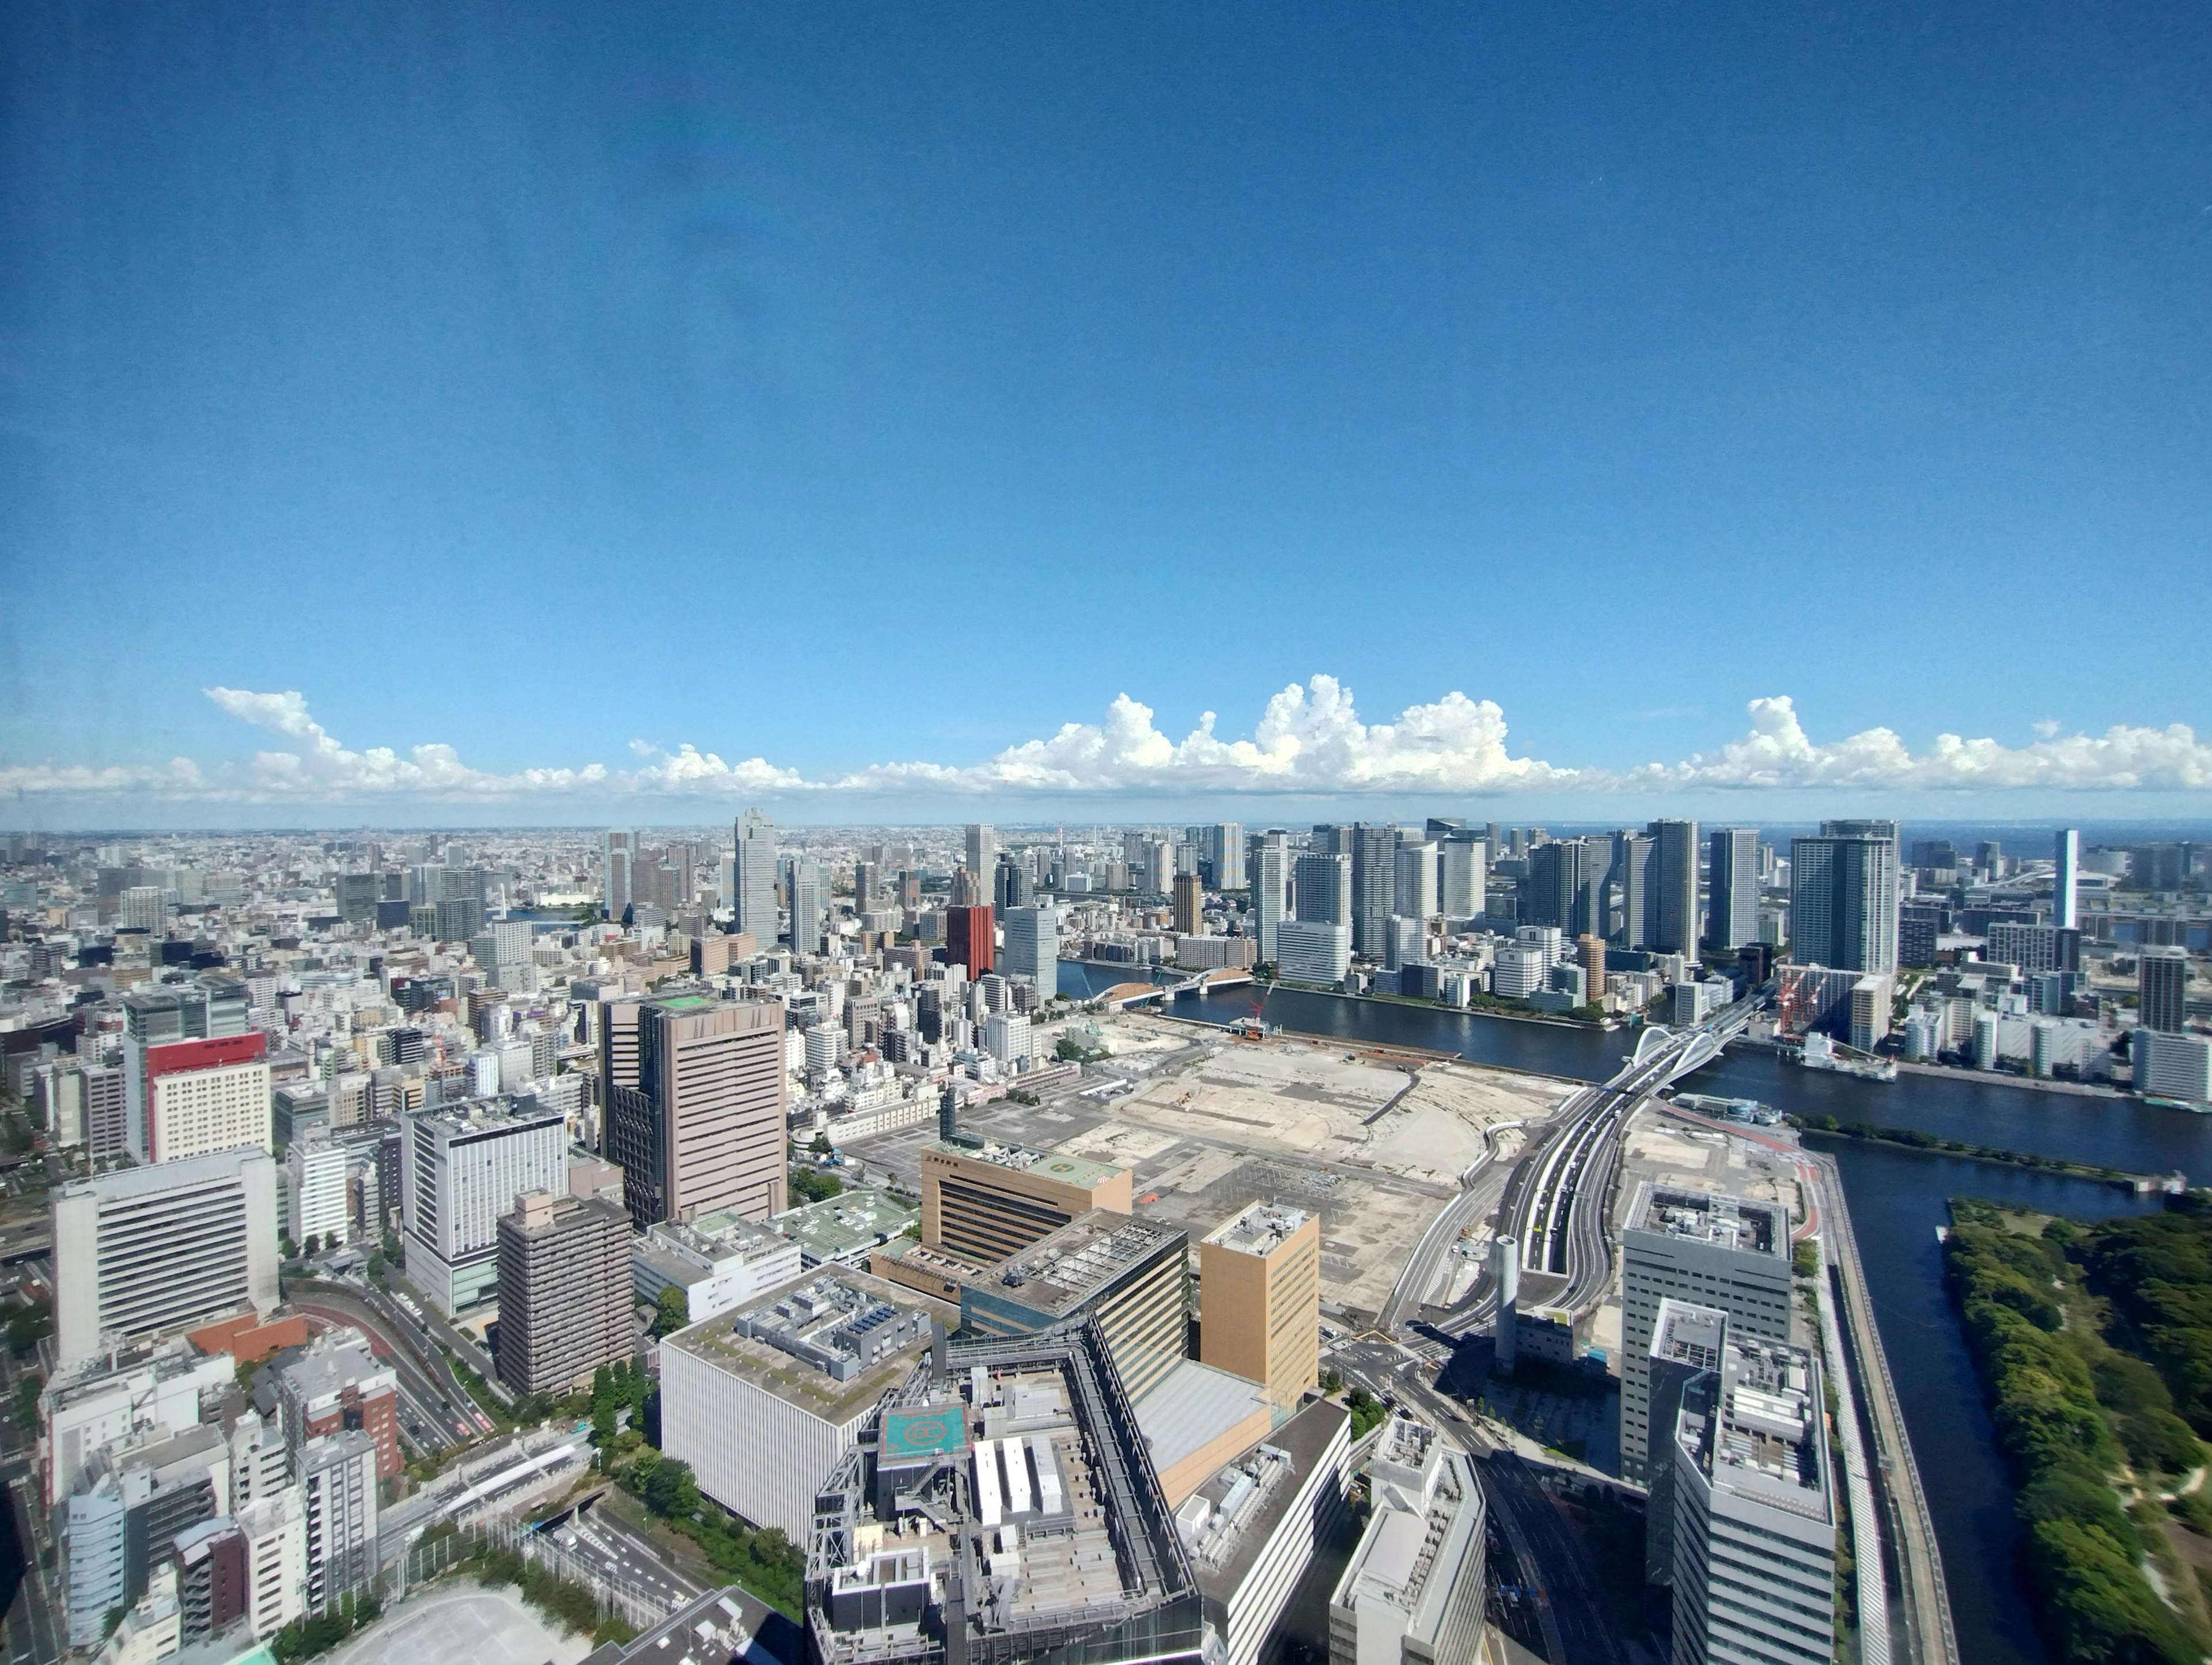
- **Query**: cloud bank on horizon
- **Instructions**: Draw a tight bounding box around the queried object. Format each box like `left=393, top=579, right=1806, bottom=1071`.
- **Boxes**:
left=1, top=678, right=2208, bottom=805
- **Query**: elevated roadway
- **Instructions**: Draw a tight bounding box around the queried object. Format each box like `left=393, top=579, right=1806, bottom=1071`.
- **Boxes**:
left=1387, top=993, right=1762, bottom=1342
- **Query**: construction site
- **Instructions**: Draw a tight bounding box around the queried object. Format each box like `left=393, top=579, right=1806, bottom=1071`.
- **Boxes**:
left=839, top=1010, right=1581, bottom=1323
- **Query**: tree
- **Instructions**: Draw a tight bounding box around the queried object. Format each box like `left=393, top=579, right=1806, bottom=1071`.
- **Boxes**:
left=645, top=1455, right=699, bottom=1519
left=654, top=1285, right=690, bottom=1338
left=592, top=1364, right=616, bottom=1413
left=301, top=1233, right=320, bottom=1258
left=809, top=1131, right=833, bottom=1155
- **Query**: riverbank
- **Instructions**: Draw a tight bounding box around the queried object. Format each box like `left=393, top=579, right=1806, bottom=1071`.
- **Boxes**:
left=1894, top=1058, right=2130, bottom=1101
left=1791, top=1113, right=2182, bottom=1192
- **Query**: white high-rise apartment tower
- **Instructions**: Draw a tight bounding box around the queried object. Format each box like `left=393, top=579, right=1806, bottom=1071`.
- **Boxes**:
left=1788, top=820, right=1901, bottom=974
left=1248, top=831, right=1290, bottom=959
left=2054, top=828, right=2080, bottom=931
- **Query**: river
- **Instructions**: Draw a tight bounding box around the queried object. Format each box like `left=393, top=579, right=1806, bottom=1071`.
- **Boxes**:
left=1059, top=962, right=2212, bottom=1665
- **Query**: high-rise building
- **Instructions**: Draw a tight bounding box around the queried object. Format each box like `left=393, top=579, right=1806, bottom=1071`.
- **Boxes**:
left=286, top=1136, right=350, bottom=1249
left=1327, top=1417, right=1487, bottom=1665
left=299, top=1430, right=378, bottom=1613
left=1207, top=823, right=1245, bottom=890
left=51, top=1148, right=281, bottom=1367
left=919, top=1137, right=1131, bottom=1264
left=1350, top=824, right=1400, bottom=957
left=272, top=1330, right=400, bottom=1479
left=137, top=1033, right=271, bottom=1167
left=1393, top=842, right=1438, bottom=921
left=1529, top=837, right=1604, bottom=938
left=946, top=1210, right=1191, bottom=1405
left=1274, top=921, right=1351, bottom=986
left=2054, top=828, right=2080, bottom=931
left=946, top=904, right=995, bottom=974
left=400, top=1100, right=567, bottom=1314
left=1577, top=935, right=1608, bottom=1008
left=1610, top=832, right=1654, bottom=948
left=119, top=885, right=169, bottom=934
left=1646, top=820, right=1700, bottom=954
left=662, top=1266, right=957, bottom=1542
left=1173, top=871, right=1203, bottom=937
left=1291, top=851, right=1350, bottom=927
left=1664, top=1331, right=1836, bottom=1665
left=732, top=809, right=780, bottom=947
left=336, top=873, right=378, bottom=926
left=495, top=1192, right=634, bottom=1397
left=1789, top=821, right=1901, bottom=974
left=1438, top=834, right=1486, bottom=921
left=121, top=980, right=252, bottom=1162
left=606, top=992, right=789, bottom=1231
left=1248, top=831, right=1290, bottom=960
left=1709, top=828, right=1761, bottom=952
left=2139, top=946, right=2190, bottom=1036
left=787, top=858, right=825, bottom=955
left=601, top=830, right=634, bottom=916
left=1643, top=1298, right=1728, bottom=1584
left=1618, top=1185, right=1792, bottom=1485
left=1199, top=1202, right=1320, bottom=1414
left=965, top=824, right=997, bottom=885
left=1002, top=905, right=1059, bottom=1001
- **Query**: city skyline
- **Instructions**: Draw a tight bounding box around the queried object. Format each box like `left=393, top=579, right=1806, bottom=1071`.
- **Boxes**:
left=4, top=677, right=2211, bottom=828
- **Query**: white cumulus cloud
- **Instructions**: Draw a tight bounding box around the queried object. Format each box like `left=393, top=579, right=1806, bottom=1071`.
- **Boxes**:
left=0, top=682, right=2204, bottom=805
left=1630, top=696, right=2212, bottom=792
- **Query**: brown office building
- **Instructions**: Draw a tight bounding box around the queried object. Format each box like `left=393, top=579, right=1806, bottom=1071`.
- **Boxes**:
left=1199, top=1201, right=1321, bottom=1413
left=606, top=991, right=788, bottom=1230
left=919, top=1136, right=1131, bottom=1265
left=495, top=1191, right=633, bottom=1397
left=1173, top=871, right=1204, bottom=937
left=946, top=904, right=995, bottom=974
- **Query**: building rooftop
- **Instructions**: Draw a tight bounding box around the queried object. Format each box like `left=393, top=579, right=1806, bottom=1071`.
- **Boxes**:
left=923, top=1136, right=1124, bottom=1192
left=578, top=1583, right=801, bottom=1665
left=1628, top=1184, right=1786, bottom=1259
left=662, top=1268, right=956, bottom=1423
left=1135, top=1359, right=1271, bottom=1481
left=1683, top=1338, right=1832, bottom=1524
left=1202, top=1200, right=1310, bottom=1257
left=1332, top=1415, right=1482, bottom=1627
left=806, top=1322, right=1202, bottom=1665
left=1182, top=1397, right=1349, bottom=1601
left=771, top=1188, right=922, bottom=1265
left=973, top=1211, right=1186, bottom=1322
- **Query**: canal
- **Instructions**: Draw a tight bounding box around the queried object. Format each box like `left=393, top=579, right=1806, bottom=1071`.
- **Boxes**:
left=1059, top=962, right=2210, bottom=1665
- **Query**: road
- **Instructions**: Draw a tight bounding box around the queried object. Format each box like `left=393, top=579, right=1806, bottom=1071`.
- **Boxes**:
left=1325, top=1332, right=1622, bottom=1665
left=1391, top=995, right=1762, bottom=1349
left=287, top=1281, right=491, bottom=1447
left=539, top=1498, right=704, bottom=1613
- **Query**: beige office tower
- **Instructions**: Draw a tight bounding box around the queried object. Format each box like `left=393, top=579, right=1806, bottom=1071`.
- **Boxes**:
left=918, top=1137, right=1131, bottom=1264
left=607, top=991, right=788, bottom=1230
left=1200, top=1201, right=1320, bottom=1414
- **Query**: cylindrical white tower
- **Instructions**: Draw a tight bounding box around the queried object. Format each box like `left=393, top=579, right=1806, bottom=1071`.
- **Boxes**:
left=1490, top=1234, right=1521, bottom=1376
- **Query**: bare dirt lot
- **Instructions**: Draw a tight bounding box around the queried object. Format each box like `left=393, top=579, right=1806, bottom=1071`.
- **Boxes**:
left=844, top=1014, right=1580, bottom=1322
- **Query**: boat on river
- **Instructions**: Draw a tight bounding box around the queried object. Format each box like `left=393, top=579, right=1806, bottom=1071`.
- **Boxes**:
left=1790, top=1031, right=1899, bottom=1082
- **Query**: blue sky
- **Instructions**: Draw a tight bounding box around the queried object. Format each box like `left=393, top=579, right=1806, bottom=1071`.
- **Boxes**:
left=3, top=3, right=2208, bottom=825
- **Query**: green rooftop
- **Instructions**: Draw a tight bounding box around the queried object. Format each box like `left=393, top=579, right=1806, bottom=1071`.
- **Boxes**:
left=772, top=1187, right=920, bottom=1265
